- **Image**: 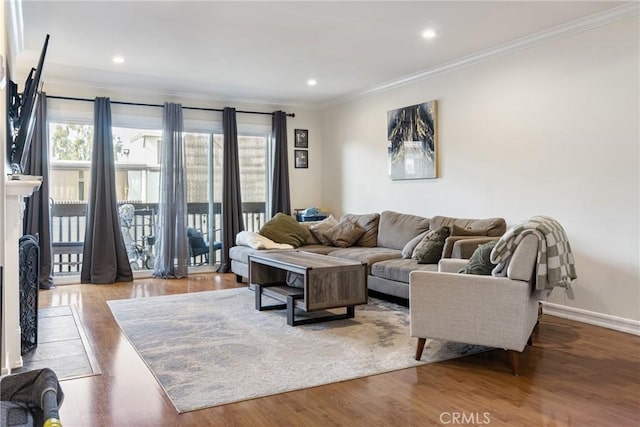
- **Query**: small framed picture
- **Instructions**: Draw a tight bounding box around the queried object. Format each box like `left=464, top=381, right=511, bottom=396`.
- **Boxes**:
left=294, top=150, right=308, bottom=168
left=294, top=129, right=308, bottom=148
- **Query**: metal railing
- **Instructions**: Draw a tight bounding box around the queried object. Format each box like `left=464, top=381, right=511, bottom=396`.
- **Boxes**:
left=51, top=201, right=266, bottom=275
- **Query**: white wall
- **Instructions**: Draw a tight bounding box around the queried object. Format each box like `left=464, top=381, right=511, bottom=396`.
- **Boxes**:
left=42, top=82, right=324, bottom=212
left=321, top=17, right=640, bottom=321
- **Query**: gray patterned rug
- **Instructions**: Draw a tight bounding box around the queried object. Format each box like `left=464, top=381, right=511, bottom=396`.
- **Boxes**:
left=108, top=288, right=485, bottom=413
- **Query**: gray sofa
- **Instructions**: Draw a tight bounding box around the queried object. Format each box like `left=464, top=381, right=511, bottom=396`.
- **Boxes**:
left=229, top=211, right=506, bottom=299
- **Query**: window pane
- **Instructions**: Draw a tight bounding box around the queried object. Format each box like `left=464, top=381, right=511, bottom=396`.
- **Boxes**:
left=213, top=134, right=268, bottom=232
left=112, top=127, right=162, bottom=271
left=49, top=122, right=93, bottom=202
left=184, top=132, right=214, bottom=265
left=49, top=122, right=94, bottom=276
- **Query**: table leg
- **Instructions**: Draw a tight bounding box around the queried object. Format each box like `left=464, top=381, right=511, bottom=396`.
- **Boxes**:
left=287, top=295, right=295, bottom=326
left=254, top=284, right=287, bottom=312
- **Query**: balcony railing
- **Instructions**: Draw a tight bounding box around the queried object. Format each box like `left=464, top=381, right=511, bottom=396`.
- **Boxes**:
left=51, top=201, right=266, bottom=275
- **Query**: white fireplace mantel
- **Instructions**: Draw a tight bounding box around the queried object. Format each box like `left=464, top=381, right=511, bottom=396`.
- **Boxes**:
left=2, top=177, right=42, bottom=374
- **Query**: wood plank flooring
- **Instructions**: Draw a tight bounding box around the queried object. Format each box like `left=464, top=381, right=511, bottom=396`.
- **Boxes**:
left=35, top=273, right=639, bottom=426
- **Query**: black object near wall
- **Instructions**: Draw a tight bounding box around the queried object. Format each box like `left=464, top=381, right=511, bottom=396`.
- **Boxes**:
left=19, top=234, right=40, bottom=354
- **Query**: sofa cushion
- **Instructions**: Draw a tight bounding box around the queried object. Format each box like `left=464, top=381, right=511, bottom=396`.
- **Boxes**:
left=325, top=220, right=366, bottom=248
left=459, top=240, right=497, bottom=275
left=327, top=247, right=402, bottom=273
left=451, top=224, right=489, bottom=237
left=298, top=245, right=340, bottom=255
left=430, top=216, right=506, bottom=237
left=371, top=258, right=438, bottom=283
left=342, top=213, right=380, bottom=247
left=377, top=211, right=431, bottom=250
left=412, top=226, right=451, bottom=264
left=299, top=222, right=321, bottom=245
left=308, top=215, right=339, bottom=245
left=259, top=213, right=311, bottom=247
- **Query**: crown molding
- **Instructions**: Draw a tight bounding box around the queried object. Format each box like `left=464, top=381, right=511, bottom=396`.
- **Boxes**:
left=324, top=2, right=640, bottom=109
left=5, top=0, right=25, bottom=73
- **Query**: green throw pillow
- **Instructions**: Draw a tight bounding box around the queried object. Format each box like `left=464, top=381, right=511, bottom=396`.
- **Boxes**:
left=258, top=213, right=311, bottom=248
left=412, top=226, right=451, bottom=264
left=459, top=240, right=498, bottom=275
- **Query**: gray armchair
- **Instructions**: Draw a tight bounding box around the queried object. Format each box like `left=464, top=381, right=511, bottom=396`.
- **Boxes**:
left=409, top=234, right=540, bottom=375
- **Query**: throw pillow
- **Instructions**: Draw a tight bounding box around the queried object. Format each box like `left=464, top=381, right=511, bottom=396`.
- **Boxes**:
left=341, top=213, right=380, bottom=247
left=401, top=230, right=430, bottom=259
left=412, top=226, right=451, bottom=264
left=299, top=222, right=321, bottom=245
left=459, top=241, right=498, bottom=275
left=258, top=213, right=311, bottom=248
left=309, top=215, right=339, bottom=246
left=451, top=224, right=488, bottom=237
left=325, top=220, right=366, bottom=248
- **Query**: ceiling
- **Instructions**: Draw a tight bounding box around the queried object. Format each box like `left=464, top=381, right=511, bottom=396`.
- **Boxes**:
left=15, top=1, right=628, bottom=107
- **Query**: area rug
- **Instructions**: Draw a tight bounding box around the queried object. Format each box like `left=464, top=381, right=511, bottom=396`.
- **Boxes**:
left=18, top=305, right=101, bottom=380
left=108, top=288, right=485, bottom=413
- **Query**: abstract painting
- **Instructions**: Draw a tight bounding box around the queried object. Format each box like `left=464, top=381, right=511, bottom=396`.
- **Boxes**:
left=387, top=100, right=438, bottom=180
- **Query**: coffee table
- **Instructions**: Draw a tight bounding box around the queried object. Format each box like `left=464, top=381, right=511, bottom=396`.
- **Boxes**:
left=249, top=251, right=368, bottom=326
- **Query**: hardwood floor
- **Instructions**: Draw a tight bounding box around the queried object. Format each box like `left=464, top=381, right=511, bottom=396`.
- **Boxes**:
left=36, top=273, right=639, bottom=426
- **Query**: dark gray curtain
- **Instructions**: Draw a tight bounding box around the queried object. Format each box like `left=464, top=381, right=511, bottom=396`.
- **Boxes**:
left=81, top=97, right=133, bottom=284
left=217, top=107, right=245, bottom=273
left=270, top=111, right=291, bottom=216
left=153, top=103, right=189, bottom=278
left=23, top=93, right=53, bottom=289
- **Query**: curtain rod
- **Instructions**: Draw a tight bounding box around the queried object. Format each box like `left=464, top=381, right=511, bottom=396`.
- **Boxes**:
left=46, top=95, right=295, bottom=118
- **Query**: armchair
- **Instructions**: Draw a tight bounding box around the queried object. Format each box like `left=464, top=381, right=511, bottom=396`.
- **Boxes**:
left=409, top=234, right=539, bottom=375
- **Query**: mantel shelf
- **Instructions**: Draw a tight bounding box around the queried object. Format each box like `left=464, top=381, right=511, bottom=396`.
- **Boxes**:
left=5, top=178, right=42, bottom=197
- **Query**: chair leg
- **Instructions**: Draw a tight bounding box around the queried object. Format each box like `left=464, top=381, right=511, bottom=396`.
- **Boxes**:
left=527, top=334, right=533, bottom=346
left=235, top=274, right=243, bottom=283
left=507, top=350, right=520, bottom=376
left=415, top=338, right=426, bottom=361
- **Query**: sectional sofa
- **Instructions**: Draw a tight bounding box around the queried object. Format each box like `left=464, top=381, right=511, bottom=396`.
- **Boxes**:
left=229, top=211, right=507, bottom=299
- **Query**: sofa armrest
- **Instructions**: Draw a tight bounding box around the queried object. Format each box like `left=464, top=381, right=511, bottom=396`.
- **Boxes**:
left=409, top=271, right=538, bottom=351
left=438, top=258, right=468, bottom=273
left=450, top=237, right=499, bottom=259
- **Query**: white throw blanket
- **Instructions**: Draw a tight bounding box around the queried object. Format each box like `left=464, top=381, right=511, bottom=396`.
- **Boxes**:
left=490, top=216, right=577, bottom=292
left=236, top=231, right=294, bottom=250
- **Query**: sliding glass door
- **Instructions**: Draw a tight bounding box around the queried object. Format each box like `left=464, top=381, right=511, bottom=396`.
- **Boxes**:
left=49, top=121, right=270, bottom=277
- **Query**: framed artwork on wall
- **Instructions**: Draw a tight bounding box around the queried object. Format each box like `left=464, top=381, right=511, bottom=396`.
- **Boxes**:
left=294, top=129, right=309, bottom=148
left=294, top=150, right=308, bottom=168
left=387, top=100, right=438, bottom=180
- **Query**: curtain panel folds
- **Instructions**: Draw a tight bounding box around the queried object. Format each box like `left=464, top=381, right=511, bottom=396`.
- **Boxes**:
left=23, top=93, right=54, bottom=289
left=270, top=111, right=291, bottom=216
left=81, top=97, right=133, bottom=284
left=217, top=107, right=245, bottom=273
left=153, top=103, right=189, bottom=278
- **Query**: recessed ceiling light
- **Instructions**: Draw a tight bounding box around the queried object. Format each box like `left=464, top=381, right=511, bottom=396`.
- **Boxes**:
left=422, top=29, right=437, bottom=40
left=113, top=56, right=125, bottom=64
left=307, top=79, right=317, bottom=87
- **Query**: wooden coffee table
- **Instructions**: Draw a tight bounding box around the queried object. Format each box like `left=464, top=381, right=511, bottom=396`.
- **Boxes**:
left=249, top=251, right=368, bottom=326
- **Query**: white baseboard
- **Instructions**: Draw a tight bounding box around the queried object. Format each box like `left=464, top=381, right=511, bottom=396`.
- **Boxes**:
left=542, top=302, right=640, bottom=336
